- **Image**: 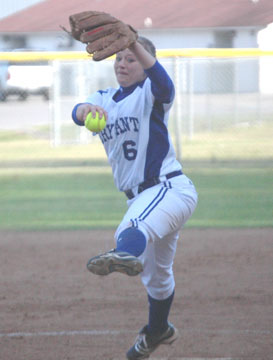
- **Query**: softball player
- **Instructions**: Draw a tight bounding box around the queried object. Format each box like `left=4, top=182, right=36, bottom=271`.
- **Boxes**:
left=72, top=37, right=198, bottom=359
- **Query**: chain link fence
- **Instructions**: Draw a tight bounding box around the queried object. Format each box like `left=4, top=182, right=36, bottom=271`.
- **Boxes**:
left=1, top=50, right=273, bottom=162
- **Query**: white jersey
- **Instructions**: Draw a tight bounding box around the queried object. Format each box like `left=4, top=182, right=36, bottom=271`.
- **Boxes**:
left=73, top=61, right=198, bottom=302
left=85, top=64, right=181, bottom=192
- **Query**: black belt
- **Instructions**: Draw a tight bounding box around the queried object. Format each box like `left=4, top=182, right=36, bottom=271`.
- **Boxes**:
left=124, top=170, right=183, bottom=200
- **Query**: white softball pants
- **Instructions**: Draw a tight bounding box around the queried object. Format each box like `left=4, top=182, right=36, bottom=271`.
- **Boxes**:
left=115, top=174, right=198, bottom=300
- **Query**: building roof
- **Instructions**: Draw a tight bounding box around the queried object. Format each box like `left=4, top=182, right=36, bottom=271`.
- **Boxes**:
left=0, top=0, right=273, bottom=32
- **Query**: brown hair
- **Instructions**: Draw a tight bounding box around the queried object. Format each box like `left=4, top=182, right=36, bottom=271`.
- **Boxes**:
left=137, top=36, right=156, bottom=58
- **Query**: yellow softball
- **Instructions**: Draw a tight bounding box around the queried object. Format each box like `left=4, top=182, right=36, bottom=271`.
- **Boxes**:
left=85, top=112, right=106, bottom=132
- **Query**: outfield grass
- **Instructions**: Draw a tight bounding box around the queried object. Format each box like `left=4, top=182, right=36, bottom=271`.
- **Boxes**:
left=179, top=123, right=273, bottom=161
left=1, top=165, right=272, bottom=230
left=0, top=126, right=272, bottom=230
left=1, top=122, right=273, bottom=163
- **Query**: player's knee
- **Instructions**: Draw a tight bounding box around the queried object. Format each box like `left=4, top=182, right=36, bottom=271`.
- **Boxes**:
left=116, top=227, right=146, bottom=257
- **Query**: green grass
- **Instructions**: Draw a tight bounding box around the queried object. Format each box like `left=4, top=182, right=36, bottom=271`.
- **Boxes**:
left=0, top=126, right=272, bottom=230
left=0, top=166, right=272, bottom=230
left=178, top=123, right=273, bottom=161
left=0, top=171, right=125, bottom=230
left=189, top=167, right=273, bottom=227
left=1, top=122, right=273, bottom=163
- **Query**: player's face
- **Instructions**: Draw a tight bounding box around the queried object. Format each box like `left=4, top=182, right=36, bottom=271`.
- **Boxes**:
left=114, top=49, right=146, bottom=87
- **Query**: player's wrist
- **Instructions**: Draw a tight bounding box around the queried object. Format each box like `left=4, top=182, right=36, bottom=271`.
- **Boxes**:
left=72, top=103, right=85, bottom=125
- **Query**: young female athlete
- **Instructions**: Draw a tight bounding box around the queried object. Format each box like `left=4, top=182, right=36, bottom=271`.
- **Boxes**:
left=72, top=36, right=198, bottom=359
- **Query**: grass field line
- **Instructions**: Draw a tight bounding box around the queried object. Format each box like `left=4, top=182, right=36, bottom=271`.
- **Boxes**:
left=0, top=328, right=271, bottom=338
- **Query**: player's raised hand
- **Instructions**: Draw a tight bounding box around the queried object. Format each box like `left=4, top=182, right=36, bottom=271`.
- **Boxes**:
left=76, top=104, right=108, bottom=123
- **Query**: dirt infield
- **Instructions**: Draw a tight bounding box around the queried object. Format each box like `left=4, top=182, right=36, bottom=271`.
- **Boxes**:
left=0, top=228, right=272, bottom=360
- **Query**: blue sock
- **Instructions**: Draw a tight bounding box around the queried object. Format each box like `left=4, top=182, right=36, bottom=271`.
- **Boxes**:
left=116, top=227, right=146, bottom=257
left=147, top=290, right=175, bottom=336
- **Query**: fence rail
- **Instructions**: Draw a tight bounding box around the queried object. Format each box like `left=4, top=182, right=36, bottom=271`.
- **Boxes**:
left=1, top=48, right=273, bottom=61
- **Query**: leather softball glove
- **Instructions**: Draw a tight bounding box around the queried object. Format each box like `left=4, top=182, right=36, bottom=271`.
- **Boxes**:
left=63, top=11, right=138, bottom=61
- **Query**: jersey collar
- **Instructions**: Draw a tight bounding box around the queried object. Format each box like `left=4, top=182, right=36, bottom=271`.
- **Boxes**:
left=120, top=78, right=146, bottom=93
left=113, top=78, right=146, bottom=102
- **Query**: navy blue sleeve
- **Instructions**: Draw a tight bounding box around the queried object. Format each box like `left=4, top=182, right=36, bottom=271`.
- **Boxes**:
left=144, top=60, right=175, bottom=103
left=72, top=103, right=89, bottom=126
